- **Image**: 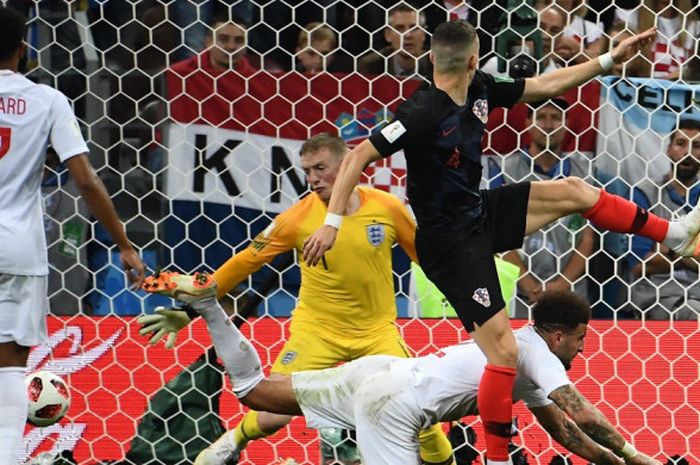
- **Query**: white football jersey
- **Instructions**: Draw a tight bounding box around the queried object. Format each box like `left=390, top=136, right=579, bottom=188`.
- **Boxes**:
left=398, top=325, right=571, bottom=424
left=0, top=70, right=88, bottom=275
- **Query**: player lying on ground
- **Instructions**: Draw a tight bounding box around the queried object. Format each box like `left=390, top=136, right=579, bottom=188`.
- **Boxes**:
left=141, top=273, right=661, bottom=465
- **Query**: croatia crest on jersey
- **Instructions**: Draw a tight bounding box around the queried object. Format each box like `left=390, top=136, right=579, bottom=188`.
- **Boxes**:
left=366, top=223, right=385, bottom=247
left=472, top=99, right=489, bottom=124
left=472, top=287, right=491, bottom=307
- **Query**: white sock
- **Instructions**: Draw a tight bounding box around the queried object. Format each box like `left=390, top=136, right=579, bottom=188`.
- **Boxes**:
left=664, top=220, right=686, bottom=251
left=196, top=300, right=265, bottom=398
left=0, top=367, right=28, bottom=465
left=486, top=459, right=512, bottom=465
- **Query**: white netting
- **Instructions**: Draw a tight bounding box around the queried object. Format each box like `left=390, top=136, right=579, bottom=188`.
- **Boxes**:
left=9, top=0, right=700, bottom=464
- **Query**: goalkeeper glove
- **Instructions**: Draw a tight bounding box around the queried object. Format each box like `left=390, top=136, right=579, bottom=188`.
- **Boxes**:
left=137, top=306, right=193, bottom=349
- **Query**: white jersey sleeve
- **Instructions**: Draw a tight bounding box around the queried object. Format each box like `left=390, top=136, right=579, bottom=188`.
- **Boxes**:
left=49, top=91, right=89, bottom=161
left=513, top=326, right=571, bottom=408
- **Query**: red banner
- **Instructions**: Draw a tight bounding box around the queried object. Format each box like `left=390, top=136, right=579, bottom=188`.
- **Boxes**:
left=25, top=316, right=700, bottom=465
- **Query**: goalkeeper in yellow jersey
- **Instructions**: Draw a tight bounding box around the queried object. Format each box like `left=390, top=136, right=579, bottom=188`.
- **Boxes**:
left=138, top=133, right=455, bottom=465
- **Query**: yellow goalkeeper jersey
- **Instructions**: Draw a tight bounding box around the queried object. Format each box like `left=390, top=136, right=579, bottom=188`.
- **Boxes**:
left=214, top=186, right=417, bottom=336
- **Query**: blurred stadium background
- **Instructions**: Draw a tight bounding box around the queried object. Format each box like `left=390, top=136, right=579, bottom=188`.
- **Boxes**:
left=9, top=0, right=700, bottom=464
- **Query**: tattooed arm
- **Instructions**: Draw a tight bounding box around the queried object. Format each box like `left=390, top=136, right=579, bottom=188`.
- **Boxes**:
left=548, top=384, right=661, bottom=465
left=530, top=403, right=623, bottom=465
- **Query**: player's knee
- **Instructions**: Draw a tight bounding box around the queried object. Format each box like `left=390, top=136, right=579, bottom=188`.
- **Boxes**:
left=0, top=342, right=30, bottom=367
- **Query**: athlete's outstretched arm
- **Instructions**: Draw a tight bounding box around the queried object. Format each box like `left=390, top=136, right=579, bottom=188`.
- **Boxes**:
left=548, top=384, right=661, bottom=465
left=530, top=403, right=622, bottom=465
left=303, top=139, right=382, bottom=266
left=519, top=27, right=655, bottom=103
left=65, top=154, right=145, bottom=288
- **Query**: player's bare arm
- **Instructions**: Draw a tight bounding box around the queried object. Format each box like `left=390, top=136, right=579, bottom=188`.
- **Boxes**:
left=302, top=139, right=381, bottom=265
left=238, top=375, right=302, bottom=417
left=519, top=27, right=656, bottom=103
left=549, top=385, right=662, bottom=465
left=65, top=154, right=145, bottom=288
left=530, top=403, right=622, bottom=465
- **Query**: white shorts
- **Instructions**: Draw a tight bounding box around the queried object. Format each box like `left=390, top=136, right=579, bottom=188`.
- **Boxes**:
left=293, top=355, right=428, bottom=465
left=0, top=274, right=49, bottom=347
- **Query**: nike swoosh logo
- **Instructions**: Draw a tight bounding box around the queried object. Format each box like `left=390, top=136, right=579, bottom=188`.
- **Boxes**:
left=442, top=126, right=457, bottom=136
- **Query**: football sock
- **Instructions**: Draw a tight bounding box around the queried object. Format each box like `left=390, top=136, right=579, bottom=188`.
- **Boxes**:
left=418, top=423, right=456, bottom=465
left=233, top=411, right=270, bottom=451
left=0, top=367, right=28, bottom=465
left=478, top=364, right=516, bottom=463
left=583, top=189, right=669, bottom=242
left=195, top=299, right=264, bottom=398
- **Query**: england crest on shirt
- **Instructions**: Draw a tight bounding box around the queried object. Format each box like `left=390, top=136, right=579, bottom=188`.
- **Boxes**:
left=472, top=99, right=489, bottom=124
left=366, top=223, right=385, bottom=247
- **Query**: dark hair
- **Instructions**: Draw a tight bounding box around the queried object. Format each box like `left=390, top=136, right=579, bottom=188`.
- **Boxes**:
left=0, top=7, right=26, bottom=61
left=431, top=21, right=478, bottom=73
left=388, top=2, right=425, bottom=26
left=300, top=133, right=347, bottom=158
left=433, top=20, right=477, bottom=50
left=209, top=13, right=249, bottom=31
left=669, top=118, right=700, bottom=144
left=532, top=290, right=591, bottom=333
left=527, top=97, right=569, bottom=117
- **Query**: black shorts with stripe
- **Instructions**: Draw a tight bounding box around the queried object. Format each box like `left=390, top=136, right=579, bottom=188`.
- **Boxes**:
left=415, top=182, right=530, bottom=332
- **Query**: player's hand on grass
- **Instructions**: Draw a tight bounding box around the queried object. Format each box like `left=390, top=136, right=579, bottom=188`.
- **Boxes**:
left=120, top=247, right=146, bottom=290
left=624, top=452, right=662, bottom=465
left=302, top=225, right=338, bottom=266
left=137, top=306, right=192, bottom=349
left=611, top=27, right=656, bottom=64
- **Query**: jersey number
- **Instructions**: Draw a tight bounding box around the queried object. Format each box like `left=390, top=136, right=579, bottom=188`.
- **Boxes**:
left=0, top=127, right=11, bottom=160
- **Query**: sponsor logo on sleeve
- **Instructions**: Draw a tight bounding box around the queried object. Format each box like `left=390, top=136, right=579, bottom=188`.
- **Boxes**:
left=380, top=121, right=406, bottom=144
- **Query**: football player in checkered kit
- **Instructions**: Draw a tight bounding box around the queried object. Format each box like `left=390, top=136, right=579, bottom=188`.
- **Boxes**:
left=303, top=20, right=695, bottom=465
left=140, top=134, right=455, bottom=465
left=0, top=7, right=145, bottom=465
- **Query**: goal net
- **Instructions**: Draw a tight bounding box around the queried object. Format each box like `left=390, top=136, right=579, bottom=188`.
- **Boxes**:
left=14, top=0, right=700, bottom=463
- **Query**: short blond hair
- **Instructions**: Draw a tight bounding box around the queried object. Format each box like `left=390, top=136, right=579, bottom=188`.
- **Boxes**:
left=297, top=22, right=337, bottom=49
left=300, top=133, right=346, bottom=158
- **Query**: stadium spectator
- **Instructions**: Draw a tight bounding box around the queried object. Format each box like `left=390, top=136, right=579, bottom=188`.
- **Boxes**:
left=169, top=15, right=256, bottom=79
left=303, top=20, right=700, bottom=465
left=615, top=0, right=700, bottom=79
left=143, top=278, right=662, bottom=465
left=8, top=0, right=87, bottom=117
left=358, top=2, right=432, bottom=82
left=604, top=22, right=653, bottom=77
left=481, top=4, right=575, bottom=76
left=295, top=22, right=337, bottom=74
left=495, top=98, right=596, bottom=317
left=0, top=7, right=145, bottom=464
left=168, top=1, right=255, bottom=62
left=628, top=119, right=700, bottom=320
left=552, top=0, right=605, bottom=59
left=138, top=134, right=454, bottom=465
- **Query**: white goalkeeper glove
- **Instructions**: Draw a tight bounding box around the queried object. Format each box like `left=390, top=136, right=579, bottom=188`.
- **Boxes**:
left=137, top=306, right=193, bottom=349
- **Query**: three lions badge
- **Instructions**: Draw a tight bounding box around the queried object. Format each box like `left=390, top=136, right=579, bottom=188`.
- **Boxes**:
left=366, top=223, right=385, bottom=247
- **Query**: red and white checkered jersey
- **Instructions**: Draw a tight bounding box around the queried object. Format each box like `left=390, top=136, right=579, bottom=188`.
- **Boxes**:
left=0, top=70, right=88, bottom=275
left=618, top=10, right=699, bottom=79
